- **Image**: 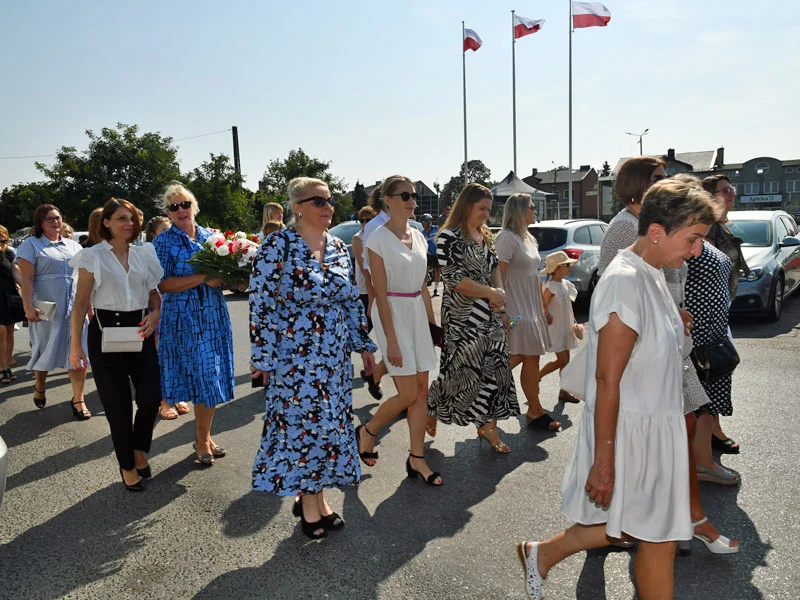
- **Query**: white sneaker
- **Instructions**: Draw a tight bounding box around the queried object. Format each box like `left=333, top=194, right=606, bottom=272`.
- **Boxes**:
left=14, top=323, right=20, bottom=331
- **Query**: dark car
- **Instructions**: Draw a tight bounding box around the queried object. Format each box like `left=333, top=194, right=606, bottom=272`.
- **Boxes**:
left=329, top=219, right=424, bottom=266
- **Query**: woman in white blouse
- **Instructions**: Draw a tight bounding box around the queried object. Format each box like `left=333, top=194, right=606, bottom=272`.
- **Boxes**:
left=69, top=198, right=164, bottom=492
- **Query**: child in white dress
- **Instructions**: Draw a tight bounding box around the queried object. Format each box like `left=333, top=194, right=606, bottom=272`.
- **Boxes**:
left=539, top=251, right=584, bottom=403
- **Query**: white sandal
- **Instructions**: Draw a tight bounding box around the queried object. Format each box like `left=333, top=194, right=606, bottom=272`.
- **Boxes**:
left=517, top=541, right=545, bottom=600
left=684, top=517, right=740, bottom=554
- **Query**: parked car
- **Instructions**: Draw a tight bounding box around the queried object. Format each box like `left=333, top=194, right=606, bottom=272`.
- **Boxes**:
left=726, top=210, right=800, bottom=321
left=528, top=219, right=608, bottom=297
left=0, top=435, right=7, bottom=508
left=329, top=219, right=424, bottom=266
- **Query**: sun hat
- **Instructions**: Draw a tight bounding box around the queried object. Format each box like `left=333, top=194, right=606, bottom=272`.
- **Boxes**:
left=544, top=250, right=578, bottom=274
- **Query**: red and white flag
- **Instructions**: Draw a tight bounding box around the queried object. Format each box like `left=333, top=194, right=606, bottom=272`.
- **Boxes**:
left=463, top=28, right=483, bottom=52
left=513, top=14, right=545, bottom=39
left=572, top=2, right=611, bottom=29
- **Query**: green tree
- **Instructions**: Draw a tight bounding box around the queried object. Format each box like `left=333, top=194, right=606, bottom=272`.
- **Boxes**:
left=351, top=181, right=368, bottom=211
left=0, top=182, right=56, bottom=233
left=259, top=148, right=345, bottom=205
left=184, top=153, right=257, bottom=232
left=600, top=160, right=611, bottom=177
left=440, top=159, right=493, bottom=207
left=35, top=123, right=181, bottom=228
left=333, top=194, right=354, bottom=224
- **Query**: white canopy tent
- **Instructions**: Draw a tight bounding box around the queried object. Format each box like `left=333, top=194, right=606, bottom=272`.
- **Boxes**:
left=490, top=170, right=549, bottom=200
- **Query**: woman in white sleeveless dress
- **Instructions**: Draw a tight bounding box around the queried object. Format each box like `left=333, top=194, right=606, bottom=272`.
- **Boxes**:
left=355, top=176, right=441, bottom=486
left=517, top=177, right=718, bottom=600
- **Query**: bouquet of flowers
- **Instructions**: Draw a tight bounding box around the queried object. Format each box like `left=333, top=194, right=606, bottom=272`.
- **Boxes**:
left=188, top=229, right=261, bottom=289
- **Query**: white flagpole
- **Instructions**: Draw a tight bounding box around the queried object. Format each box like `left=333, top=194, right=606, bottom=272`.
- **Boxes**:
left=568, top=0, right=573, bottom=218
left=462, top=21, right=469, bottom=185
left=511, top=10, right=517, bottom=175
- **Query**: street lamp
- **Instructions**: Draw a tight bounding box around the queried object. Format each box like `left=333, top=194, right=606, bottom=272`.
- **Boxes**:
left=625, top=128, right=649, bottom=155
left=551, top=161, right=561, bottom=219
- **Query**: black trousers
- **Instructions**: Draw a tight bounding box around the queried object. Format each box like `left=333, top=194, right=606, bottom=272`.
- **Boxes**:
left=88, top=310, right=161, bottom=471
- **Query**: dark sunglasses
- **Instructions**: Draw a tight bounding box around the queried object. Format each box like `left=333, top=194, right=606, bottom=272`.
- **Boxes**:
left=167, top=200, right=193, bottom=212
left=298, top=195, right=338, bottom=209
left=359, top=218, right=370, bottom=224
left=387, top=191, right=420, bottom=202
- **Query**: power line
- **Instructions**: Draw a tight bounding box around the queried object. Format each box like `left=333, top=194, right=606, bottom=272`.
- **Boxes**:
left=0, top=127, right=233, bottom=160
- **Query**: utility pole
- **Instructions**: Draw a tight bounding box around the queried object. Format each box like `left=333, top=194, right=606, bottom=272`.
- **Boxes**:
left=232, top=126, right=241, bottom=177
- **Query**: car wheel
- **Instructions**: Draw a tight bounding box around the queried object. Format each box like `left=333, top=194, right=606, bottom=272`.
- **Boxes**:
left=767, top=274, right=784, bottom=322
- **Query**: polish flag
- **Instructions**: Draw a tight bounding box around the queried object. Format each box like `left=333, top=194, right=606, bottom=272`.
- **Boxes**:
left=463, top=28, right=483, bottom=52
left=513, top=15, right=545, bottom=39
left=572, top=2, right=611, bottom=28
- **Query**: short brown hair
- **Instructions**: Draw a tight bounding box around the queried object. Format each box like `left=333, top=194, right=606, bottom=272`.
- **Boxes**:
left=701, top=174, right=731, bottom=195
left=638, top=175, right=718, bottom=236
left=357, top=206, right=377, bottom=220
left=98, top=198, right=142, bottom=244
left=615, top=157, right=667, bottom=205
left=31, top=204, right=61, bottom=238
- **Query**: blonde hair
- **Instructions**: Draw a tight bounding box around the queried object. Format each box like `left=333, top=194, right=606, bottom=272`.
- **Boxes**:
left=501, top=193, right=535, bottom=243
left=286, top=177, right=330, bottom=225
left=0, top=225, right=8, bottom=251
left=261, top=202, right=286, bottom=236
left=441, top=183, right=493, bottom=246
left=161, top=182, right=199, bottom=217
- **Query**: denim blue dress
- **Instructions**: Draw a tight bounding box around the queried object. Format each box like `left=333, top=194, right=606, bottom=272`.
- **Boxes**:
left=152, top=225, right=234, bottom=406
left=250, top=229, right=376, bottom=496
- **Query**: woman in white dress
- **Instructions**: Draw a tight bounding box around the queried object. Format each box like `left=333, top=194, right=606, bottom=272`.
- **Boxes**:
left=356, top=176, right=441, bottom=486
left=495, top=194, right=559, bottom=433
left=517, top=177, right=718, bottom=600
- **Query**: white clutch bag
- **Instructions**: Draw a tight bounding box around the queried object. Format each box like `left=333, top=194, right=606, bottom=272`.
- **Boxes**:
left=33, top=300, right=56, bottom=321
left=560, top=343, right=588, bottom=399
left=97, top=310, right=144, bottom=353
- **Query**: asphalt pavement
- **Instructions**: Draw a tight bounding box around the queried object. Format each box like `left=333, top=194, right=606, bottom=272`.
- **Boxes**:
left=0, top=289, right=798, bottom=600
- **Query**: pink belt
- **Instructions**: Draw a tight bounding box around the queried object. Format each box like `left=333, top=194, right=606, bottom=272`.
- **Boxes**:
left=386, top=291, right=421, bottom=298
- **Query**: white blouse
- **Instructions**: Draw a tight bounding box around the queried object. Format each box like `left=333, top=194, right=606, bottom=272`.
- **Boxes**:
left=68, top=241, right=164, bottom=311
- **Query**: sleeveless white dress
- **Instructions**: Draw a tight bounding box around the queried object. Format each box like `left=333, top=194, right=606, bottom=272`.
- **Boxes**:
left=560, top=250, right=691, bottom=542
left=366, top=225, right=437, bottom=377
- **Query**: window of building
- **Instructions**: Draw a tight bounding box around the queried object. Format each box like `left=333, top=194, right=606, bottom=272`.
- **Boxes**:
left=786, top=180, right=800, bottom=194
left=563, top=190, right=569, bottom=200
left=764, top=181, right=780, bottom=194
left=755, top=161, right=770, bottom=175
left=742, top=182, right=760, bottom=195
left=787, top=167, right=795, bottom=174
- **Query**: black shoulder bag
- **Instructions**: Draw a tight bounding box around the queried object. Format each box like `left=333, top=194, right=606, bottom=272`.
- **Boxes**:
left=690, top=338, right=739, bottom=383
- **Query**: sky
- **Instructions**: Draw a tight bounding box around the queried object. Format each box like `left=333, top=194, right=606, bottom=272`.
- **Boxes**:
left=1, top=1, right=799, bottom=195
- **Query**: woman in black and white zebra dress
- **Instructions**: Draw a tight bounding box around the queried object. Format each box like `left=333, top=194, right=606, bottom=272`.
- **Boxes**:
left=428, top=183, right=519, bottom=453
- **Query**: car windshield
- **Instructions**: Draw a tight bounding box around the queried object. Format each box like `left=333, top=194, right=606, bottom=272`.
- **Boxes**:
left=529, top=227, right=568, bottom=251
left=726, top=220, right=772, bottom=247
left=328, top=222, right=361, bottom=245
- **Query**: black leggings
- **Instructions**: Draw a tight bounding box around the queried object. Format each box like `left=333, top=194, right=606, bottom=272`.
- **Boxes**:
left=88, top=310, right=161, bottom=471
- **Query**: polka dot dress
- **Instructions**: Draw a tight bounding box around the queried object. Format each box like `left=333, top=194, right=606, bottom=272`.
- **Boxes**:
left=684, top=241, right=734, bottom=416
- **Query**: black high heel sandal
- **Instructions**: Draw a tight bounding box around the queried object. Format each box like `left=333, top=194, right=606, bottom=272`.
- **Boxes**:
left=405, top=453, right=442, bottom=486
left=360, top=369, right=383, bottom=400
left=292, top=498, right=344, bottom=530
left=355, top=424, right=379, bottom=466
left=0, top=370, right=11, bottom=384
left=120, top=468, right=145, bottom=492
left=33, top=386, right=47, bottom=409
left=71, top=397, right=91, bottom=420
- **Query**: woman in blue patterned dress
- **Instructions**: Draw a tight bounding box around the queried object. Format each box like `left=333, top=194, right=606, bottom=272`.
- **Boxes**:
left=152, top=183, right=235, bottom=466
left=16, top=204, right=90, bottom=418
left=250, top=177, right=376, bottom=540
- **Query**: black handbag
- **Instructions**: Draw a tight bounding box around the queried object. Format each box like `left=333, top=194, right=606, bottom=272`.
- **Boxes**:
left=690, top=338, right=740, bottom=383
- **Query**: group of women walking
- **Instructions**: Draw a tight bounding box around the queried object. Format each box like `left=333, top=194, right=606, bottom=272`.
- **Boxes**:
left=3, top=183, right=236, bottom=492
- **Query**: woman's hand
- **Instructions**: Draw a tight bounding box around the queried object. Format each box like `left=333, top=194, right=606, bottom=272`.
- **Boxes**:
left=585, top=457, right=615, bottom=508
left=250, top=367, right=268, bottom=386
left=387, top=341, right=403, bottom=369
left=361, top=351, right=375, bottom=376
left=205, top=276, right=224, bottom=288
left=544, top=308, right=554, bottom=326
left=138, top=311, right=160, bottom=338
left=679, top=308, right=694, bottom=336
left=501, top=313, right=510, bottom=332
left=487, top=287, right=505, bottom=308
left=25, top=307, right=42, bottom=323
left=69, top=345, right=88, bottom=371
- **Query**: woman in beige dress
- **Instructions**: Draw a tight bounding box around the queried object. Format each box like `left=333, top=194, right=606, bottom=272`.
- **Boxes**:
left=495, top=194, right=560, bottom=432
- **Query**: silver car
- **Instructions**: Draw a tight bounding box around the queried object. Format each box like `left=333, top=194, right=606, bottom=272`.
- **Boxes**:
left=529, top=219, right=608, bottom=296
left=727, top=210, right=800, bottom=321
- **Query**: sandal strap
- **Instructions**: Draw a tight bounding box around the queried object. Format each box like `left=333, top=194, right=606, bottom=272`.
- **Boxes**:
left=692, top=517, right=709, bottom=527
left=426, top=471, right=442, bottom=485
left=362, top=424, right=377, bottom=437
left=359, top=450, right=378, bottom=459
left=408, top=452, right=425, bottom=459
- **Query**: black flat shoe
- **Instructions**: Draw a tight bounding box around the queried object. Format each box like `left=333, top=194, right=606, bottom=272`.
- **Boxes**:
left=136, top=464, right=152, bottom=479
left=360, top=369, right=383, bottom=400
left=33, top=386, right=47, bottom=409
left=405, top=453, right=442, bottom=486
left=293, top=498, right=344, bottom=530
left=1, top=370, right=11, bottom=384
left=120, top=468, right=145, bottom=492
left=71, top=397, right=91, bottom=420
left=712, top=434, right=740, bottom=454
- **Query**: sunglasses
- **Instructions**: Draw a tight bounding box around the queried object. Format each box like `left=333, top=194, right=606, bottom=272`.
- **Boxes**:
left=167, top=200, right=193, bottom=212
left=717, top=186, right=736, bottom=196
left=387, top=192, right=420, bottom=202
left=298, top=195, right=338, bottom=208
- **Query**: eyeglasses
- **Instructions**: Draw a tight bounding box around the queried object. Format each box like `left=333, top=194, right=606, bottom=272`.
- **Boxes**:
left=298, top=195, right=338, bottom=209
left=44, top=216, right=63, bottom=223
left=650, top=174, right=668, bottom=183
left=386, top=192, right=420, bottom=202
left=167, top=201, right=193, bottom=212
left=716, top=186, right=736, bottom=196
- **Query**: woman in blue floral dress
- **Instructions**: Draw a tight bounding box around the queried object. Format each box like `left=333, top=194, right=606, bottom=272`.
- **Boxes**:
left=152, top=183, right=235, bottom=466
left=250, top=177, right=376, bottom=540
